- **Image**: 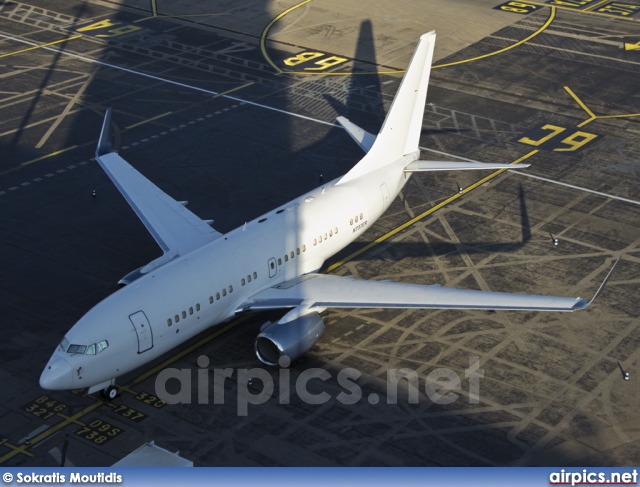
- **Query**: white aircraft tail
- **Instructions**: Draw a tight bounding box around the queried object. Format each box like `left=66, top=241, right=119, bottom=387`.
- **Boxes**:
left=337, top=31, right=435, bottom=185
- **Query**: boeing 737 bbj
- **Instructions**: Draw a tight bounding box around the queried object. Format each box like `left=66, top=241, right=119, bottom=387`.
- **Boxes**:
left=39, top=33, right=614, bottom=399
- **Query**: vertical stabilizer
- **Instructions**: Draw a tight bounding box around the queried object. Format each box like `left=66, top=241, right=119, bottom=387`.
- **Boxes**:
left=337, top=32, right=435, bottom=185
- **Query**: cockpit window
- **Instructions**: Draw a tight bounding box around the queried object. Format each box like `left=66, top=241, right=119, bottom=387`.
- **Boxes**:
left=67, top=344, right=87, bottom=355
left=60, top=338, right=108, bottom=355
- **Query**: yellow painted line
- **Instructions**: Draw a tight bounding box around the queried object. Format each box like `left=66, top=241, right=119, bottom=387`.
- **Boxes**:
left=20, top=145, right=78, bottom=166
left=211, top=81, right=255, bottom=98
left=597, top=112, right=640, bottom=120
left=135, top=13, right=230, bottom=23
left=583, top=0, right=609, bottom=12
left=0, top=401, right=102, bottom=464
left=0, top=317, right=248, bottom=465
left=0, top=441, right=33, bottom=458
left=261, top=2, right=554, bottom=76
left=564, top=86, right=596, bottom=123
left=151, top=0, right=158, bottom=17
left=261, top=0, right=313, bottom=74
left=523, top=1, right=640, bottom=22
left=0, top=35, right=81, bottom=59
left=433, top=7, right=555, bottom=69
left=624, top=40, right=640, bottom=51
left=56, top=412, right=86, bottom=426
left=326, top=150, right=539, bottom=273
left=125, top=111, right=172, bottom=129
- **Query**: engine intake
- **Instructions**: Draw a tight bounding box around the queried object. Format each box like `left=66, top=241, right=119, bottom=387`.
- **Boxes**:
left=255, top=312, right=325, bottom=366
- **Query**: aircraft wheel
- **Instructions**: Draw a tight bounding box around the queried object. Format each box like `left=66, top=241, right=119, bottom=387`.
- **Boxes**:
left=104, top=386, right=118, bottom=401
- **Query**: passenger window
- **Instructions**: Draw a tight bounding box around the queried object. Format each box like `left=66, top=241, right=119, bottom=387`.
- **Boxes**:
left=335, top=227, right=338, bottom=234
left=329, top=230, right=333, bottom=237
left=253, top=272, right=257, bottom=279
left=290, top=251, right=294, bottom=258
left=167, top=318, right=172, bottom=326
left=355, top=215, right=358, bottom=222
left=302, top=245, right=306, bottom=252
left=97, top=340, right=109, bottom=353
left=182, top=311, right=186, bottom=319
left=175, top=315, right=180, bottom=322
left=229, top=285, right=233, bottom=293
left=196, top=303, right=200, bottom=311
left=241, top=278, right=246, bottom=286
left=319, top=235, right=322, bottom=242
left=189, top=307, right=193, bottom=315
left=216, top=292, right=220, bottom=300
left=313, top=239, right=317, bottom=246
left=222, top=289, right=227, bottom=297
left=324, top=233, right=327, bottom=239
left=296, top=248, right=300, bottom=255
left=278, top=258, right=282, bottom=265
left=209, top=296, right=213, bottom=304
left=360, top=213, right=363, bottom=220
left=247, top=275, right=251, bottom=282
left=270, top=262, right=275, bottom=269
left=86, top=344, right=96, bottom=355
left=350, top=218, right=353, bottom=225
left=284, top=255, right=289, bottom=262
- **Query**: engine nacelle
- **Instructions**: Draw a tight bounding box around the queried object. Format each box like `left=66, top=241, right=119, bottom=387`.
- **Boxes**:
left=254, top=312, right=325, bottom=366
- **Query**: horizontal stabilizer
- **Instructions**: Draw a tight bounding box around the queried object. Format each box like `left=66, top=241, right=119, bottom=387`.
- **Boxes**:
left=404, top=160, right=530, bottom=172
left=336, top=116, right=376, bottom=153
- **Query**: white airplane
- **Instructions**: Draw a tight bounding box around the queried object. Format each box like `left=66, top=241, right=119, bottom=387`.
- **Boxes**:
left=40, top=32, right=613, bottom=399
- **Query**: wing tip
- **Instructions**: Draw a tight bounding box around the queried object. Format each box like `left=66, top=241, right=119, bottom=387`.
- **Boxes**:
left=96, top=107, right=113, bottom=158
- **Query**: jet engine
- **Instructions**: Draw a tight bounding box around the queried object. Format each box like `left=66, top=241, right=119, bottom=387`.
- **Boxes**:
left=255, top=312, right=325, bottom=366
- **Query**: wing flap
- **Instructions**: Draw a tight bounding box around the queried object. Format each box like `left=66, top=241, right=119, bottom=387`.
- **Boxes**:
left=238, top=274, right=588, bottom=313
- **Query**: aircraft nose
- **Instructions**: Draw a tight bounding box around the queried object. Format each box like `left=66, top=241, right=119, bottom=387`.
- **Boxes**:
left=40, top=356, right=73, bottom=390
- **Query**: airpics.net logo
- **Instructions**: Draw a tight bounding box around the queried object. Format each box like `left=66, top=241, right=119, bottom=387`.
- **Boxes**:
left=549, top=469, right=638, bottom=486
left=154, top=355, right=484, bottom=416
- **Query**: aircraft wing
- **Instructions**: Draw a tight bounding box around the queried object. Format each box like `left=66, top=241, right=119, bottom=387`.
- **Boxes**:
left=95, top=108, right=222, bottom=257
left=237, top=273, right=595, bottom=314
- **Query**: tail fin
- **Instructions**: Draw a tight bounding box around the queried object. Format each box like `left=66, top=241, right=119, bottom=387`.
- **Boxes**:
left=338, top=31, right=435, bottom=185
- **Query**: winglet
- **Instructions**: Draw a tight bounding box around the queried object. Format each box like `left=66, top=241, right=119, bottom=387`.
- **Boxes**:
left=573, top=257, right=620, bottom=310
left=96, top=108, right=113, bottom=158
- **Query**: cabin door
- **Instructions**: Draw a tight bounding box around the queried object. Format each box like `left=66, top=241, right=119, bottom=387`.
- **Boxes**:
left=129, top=311, right=153, bottom=353
left=268, top=257, right=277, bottom=278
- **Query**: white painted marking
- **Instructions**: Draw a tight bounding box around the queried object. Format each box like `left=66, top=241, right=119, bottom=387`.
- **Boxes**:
left=0, top=33, right=336, bottom=128
left=509, top=170, right=640, bottom=206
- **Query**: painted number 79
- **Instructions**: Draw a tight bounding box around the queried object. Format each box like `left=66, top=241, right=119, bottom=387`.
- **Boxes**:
left=519, top=124, right=598, bottom=152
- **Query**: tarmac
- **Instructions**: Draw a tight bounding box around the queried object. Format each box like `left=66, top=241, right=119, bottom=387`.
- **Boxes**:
left=0, top=0, right=639, bottom=466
